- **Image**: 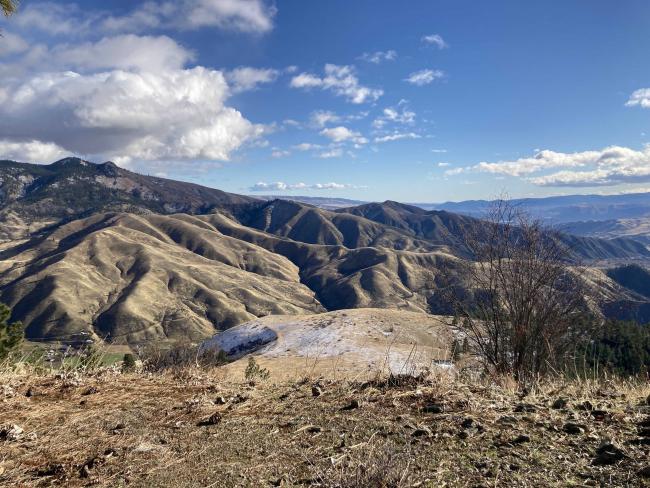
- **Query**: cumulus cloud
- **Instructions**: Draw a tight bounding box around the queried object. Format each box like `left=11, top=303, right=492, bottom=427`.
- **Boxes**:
left=626, top=88, right=650, bottom=109
left=17, top=0, right=277, bottom=36
left=249, top=181, right=355, bottom=191
left=374, top=132, right=421, bottom=143
left=359, top=50, right=397, bottom=64
left=475, top=149, right=597, bottom=176
left=0, top=140, right=67, bottom=163
left=320, top=126, right=368, bottom=145
left=458, top=145, right=650, bottom=187
left=421, top=34, right=448, bottom=49
left=0, top=68, right=266, bottom=162
left=405, top=69, right=445, bottom=86
left=226, top=67, right=279, bottom=93
left=290, top=64, right=383, bottom=104
left=372, top=102, right=416, bottom=129
left=0, top=34, right=196, bottom=79
left=52, top=35, right=195, bottom=72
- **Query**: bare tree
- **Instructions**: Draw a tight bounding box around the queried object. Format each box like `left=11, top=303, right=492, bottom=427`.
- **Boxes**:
left=449, top=199, right=592, bottom=383
left=1, top=0, right=18, bottom=17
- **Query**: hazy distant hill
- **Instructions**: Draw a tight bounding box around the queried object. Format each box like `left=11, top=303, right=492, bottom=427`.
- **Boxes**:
left=429, top=192, right=650, bottom=223
left=559, top=218, right=650, bottom=245
left=252, top=195, right=366, bottom=210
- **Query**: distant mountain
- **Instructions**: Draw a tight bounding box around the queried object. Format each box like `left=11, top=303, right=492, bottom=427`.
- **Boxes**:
left=0, top=157, right=254, bottom=240
left=428, top=192, right=650, bottom=224
left=337, top=200, right=650, bottom=262
left=559, top=218, right=650, bottom=245
left=252, top=195, right=366, bottom=210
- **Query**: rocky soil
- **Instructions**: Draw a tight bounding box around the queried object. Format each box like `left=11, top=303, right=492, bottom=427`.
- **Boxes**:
left=1, top=369, right=649, bottom=487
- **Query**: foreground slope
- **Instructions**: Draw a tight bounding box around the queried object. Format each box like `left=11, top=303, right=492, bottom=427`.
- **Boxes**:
left=1, top=369, right=649, bottom=487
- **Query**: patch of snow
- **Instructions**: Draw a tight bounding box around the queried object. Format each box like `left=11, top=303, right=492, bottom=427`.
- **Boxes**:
left=201, top=322, right=278, bottom=357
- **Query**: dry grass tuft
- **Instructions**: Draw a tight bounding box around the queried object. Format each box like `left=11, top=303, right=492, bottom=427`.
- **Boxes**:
left=0, top=365, right=649, bottom=487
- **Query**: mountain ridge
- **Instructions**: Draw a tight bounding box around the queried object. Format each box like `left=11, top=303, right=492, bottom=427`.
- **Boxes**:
left=1, top=158, right=650, bottom=345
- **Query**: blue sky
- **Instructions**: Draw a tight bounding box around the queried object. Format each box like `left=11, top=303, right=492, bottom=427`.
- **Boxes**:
left=1, top=1, right=650, bottom=202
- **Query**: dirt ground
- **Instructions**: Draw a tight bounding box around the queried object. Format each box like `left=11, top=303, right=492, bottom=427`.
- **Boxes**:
left=1, top=367, right=649, bottom=487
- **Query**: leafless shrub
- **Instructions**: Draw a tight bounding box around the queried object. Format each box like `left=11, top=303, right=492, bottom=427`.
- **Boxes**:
left=447, top=198, right=594, bottom=384
left=138, top=342, right=228, bottom=372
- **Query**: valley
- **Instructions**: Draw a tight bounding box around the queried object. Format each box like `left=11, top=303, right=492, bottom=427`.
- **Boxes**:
left=1, top=158, right=650, bottom=346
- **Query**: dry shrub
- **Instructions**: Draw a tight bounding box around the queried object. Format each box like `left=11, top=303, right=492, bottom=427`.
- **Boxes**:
left=138, top=342, right=228, bottom=372
left=449, top=198, right=594, bottom=384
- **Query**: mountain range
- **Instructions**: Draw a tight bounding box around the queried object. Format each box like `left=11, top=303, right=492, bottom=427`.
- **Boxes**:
left=258, top=192, right=650, bottom=246
left=1, top=158, right=650, bottom=345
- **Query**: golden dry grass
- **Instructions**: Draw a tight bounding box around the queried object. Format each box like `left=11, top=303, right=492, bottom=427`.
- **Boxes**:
left=1, top=366, right=649, bottom=487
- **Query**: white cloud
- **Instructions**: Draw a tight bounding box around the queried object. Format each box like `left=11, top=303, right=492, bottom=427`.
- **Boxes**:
left=282, top=119, right=301, bottom=128
left=319, top=148, right=344, bottom=159
left=626, top=88, right=650, bottom=109
left=0, top=32, right=29, bottom=55
left=437, top=162, right=450, bottom=167
left=309, top=109, right=368, bottom=128
left=320, top=126, right=368, bottom=145
left=421, top=34, right=448, bottom=49
left=374, top=132, right=421, bottom=143
left=373, top=102, right=416, bottom=128
left=475, top=149, right=600, bottom=176
left=0, top=140, right=67, bottom=163
left=310, top=110, right=341, bottom=128
left=53, top=35, right=195, bottom=72
left=271, top=149, right=290, bottom=158
left=431, top=149, right=448, bottom=153
left=13, top=2, right=96, bottom=36
left=290, top=64, right=383, bottom=104
left=359, top=50, right=397, bottom=64
left=0, top=34, right=195, bottom=79
left=292, top=143, right=322, bottom=151
left=249, top=181, right=355, bottom=191
left=0, top=68, right=266, bottom=162
left=17, top=0, right=277, bottom=36
left=465, top=145, right=650, bottom=187
left=226, top=66, right=279, bottom=93
left=444, top=167, right=466, bottom=176
left=405, top=69, right=445, bottom=86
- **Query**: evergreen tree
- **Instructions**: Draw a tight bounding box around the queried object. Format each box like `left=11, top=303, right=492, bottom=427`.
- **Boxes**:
left=0, top=303, right=23, bottom=362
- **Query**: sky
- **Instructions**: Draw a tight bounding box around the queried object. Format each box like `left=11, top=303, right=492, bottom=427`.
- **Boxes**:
left=1, top=0, right=650, bottom=202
